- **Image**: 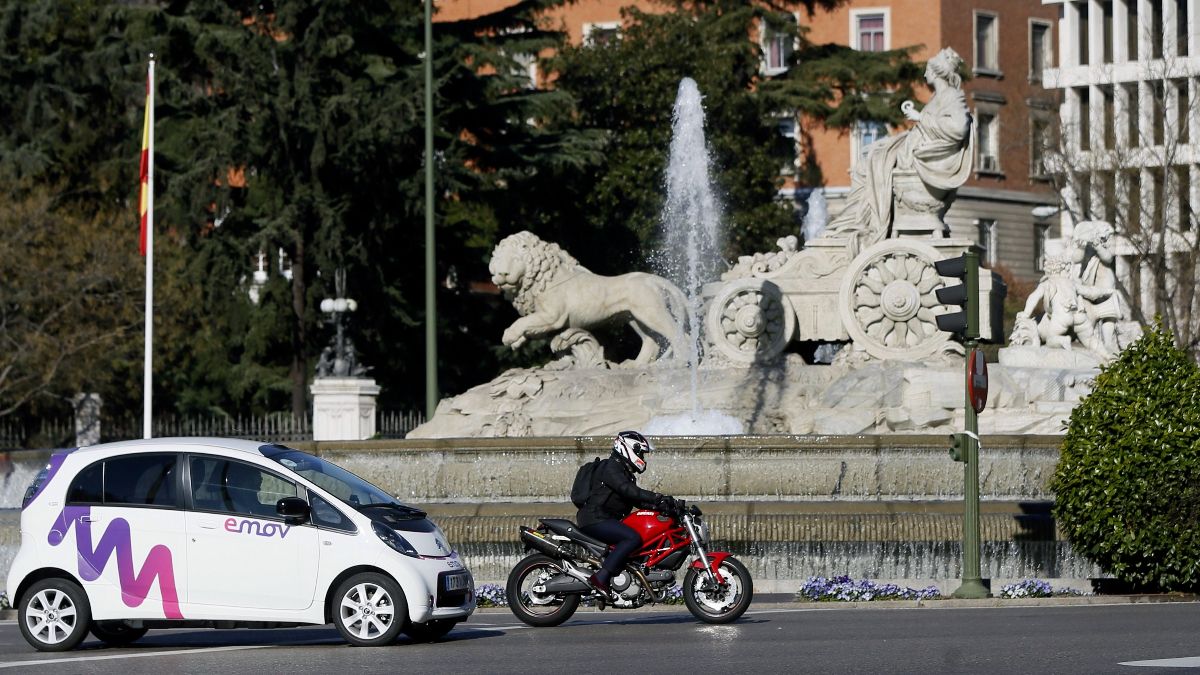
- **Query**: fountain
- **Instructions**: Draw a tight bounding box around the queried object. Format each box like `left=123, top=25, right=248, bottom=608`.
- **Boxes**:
left=409, top=53, right=1125, bottom=439
left=648, top=77, right=744, bottom=436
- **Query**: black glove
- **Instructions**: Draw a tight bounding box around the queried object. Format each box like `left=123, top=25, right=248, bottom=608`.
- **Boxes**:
left=654, top=494, right=677, bottom=514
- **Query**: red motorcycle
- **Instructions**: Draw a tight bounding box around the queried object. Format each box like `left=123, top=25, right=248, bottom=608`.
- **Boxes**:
left=506, top=501, right=752, bottom=625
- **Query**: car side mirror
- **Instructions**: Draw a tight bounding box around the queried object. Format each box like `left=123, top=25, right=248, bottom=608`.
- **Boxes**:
left=276, top=496, right=311, bottom=523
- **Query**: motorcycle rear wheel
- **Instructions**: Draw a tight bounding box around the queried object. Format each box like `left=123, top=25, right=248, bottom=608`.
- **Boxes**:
left=506, top=554, right=582, bottom=627
left=683, top=556, right=753, bottom=624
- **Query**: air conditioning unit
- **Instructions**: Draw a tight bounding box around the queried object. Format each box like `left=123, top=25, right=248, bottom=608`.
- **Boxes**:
left=979, top=155, right=999, bottom=172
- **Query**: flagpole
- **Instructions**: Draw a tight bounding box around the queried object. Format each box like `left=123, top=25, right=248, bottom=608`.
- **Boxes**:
left=143, top=55, right=155, bottom=440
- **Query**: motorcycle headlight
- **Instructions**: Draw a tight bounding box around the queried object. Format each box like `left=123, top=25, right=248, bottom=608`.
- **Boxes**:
left=696, top=518, right=709, bottom=543
left=373, top=521, right=419, bottom=558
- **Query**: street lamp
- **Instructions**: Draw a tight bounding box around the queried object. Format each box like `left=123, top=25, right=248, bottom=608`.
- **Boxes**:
left=317, top=269, right=362, bottom=378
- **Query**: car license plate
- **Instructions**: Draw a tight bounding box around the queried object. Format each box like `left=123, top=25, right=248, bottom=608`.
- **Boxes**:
left=444, top=573, right=470, bottom=591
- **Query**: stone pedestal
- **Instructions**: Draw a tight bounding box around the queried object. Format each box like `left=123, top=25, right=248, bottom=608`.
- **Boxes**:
left=311, top=377, right=381, bottom=441
left=73, top=393, right=102, bottom=447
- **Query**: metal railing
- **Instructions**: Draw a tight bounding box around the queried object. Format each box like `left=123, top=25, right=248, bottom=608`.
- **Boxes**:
left=0, top=409, right=425, bottom=449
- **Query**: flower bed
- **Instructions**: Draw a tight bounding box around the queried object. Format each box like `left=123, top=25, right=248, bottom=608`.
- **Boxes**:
left=799, top=575, right=942, bottom=602
left=998, top=579, right=1089, bottom=598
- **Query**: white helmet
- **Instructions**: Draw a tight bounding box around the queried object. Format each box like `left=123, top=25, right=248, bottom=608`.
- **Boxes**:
left=612, top=430, right=652, bottom=474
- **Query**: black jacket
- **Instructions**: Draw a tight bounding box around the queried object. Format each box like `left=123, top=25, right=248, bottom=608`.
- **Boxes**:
left=576, top=457, right=660, bottom=527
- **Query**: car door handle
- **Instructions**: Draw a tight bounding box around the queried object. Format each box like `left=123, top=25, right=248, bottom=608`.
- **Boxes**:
left=198, top=523, right=217, bottom=529
left=80, top=516, right=96, bottom=523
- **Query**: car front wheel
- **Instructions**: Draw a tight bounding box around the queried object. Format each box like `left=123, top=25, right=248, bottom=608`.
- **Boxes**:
left=332, top=573, right=408, bottom=647
left=18, top=578, right=92, bottom=652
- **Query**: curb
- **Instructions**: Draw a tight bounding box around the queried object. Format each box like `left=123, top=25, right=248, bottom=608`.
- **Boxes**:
left=469, top=594, right=1200, bottom=614
left=782, top=593, right=1200, bottom=610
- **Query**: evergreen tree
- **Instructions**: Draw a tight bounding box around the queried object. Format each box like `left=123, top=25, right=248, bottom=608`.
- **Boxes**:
left=143, top=0, right=598, bottom=415
left=0, top=1, right=146, bottom=426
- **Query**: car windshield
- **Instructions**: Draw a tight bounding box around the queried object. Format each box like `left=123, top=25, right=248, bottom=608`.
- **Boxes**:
left=263, top=447, right=398, bottom=508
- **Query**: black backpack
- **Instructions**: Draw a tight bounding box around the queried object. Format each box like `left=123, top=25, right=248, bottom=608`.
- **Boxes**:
left=570, top=457, right=603, bottom=508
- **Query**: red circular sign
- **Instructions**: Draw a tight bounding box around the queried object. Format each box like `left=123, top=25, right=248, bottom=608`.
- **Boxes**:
left=968, top=348, right=988, bottom=413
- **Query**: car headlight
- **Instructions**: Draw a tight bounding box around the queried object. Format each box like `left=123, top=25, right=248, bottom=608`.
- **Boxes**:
left=373, top=521, right=419, bottom=558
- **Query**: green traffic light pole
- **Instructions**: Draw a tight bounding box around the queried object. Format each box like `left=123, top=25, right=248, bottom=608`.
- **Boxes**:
left=424, top=0, right=438, bottom=418
left=953, top=248, right=989, bottom=599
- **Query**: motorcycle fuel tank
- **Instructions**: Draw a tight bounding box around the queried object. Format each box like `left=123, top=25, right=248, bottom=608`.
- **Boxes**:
left=622, top=510, right=674, bottom=544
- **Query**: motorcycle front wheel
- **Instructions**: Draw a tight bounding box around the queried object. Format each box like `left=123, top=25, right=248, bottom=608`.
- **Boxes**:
left=683, top=556, right=753, bottom=624
left=505, top=553, right=582, bottom=627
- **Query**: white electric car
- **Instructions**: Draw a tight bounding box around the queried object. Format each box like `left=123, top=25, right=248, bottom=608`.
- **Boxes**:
left=7, top=438, right=475, bottom=651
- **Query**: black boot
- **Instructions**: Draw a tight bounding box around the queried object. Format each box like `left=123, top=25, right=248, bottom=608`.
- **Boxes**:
left=588, top=572, right=611, bottom=595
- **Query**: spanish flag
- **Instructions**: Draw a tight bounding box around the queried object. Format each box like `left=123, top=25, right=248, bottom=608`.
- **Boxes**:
left=138, top=65, right=152, bottom=256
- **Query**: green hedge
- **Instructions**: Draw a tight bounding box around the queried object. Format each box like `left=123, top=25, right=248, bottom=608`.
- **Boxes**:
left=1052, top=322, right=1200, bottom=591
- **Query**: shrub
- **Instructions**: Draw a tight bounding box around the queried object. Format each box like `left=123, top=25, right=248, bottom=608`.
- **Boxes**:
left=0, top=591, right=8, bottom=611
left=1052, top=322, right=1200, bottom=591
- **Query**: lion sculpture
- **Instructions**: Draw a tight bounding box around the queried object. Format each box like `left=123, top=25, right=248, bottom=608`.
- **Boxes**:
left=489, top=231, right=690, bottom=366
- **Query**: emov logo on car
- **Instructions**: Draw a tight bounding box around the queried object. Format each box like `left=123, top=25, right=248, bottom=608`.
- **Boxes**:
left=225, top=517, right=292, bottom=539
left=47, top=505, right=184, bottom=619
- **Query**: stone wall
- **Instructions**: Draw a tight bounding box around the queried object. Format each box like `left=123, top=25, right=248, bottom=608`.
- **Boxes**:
left=282, top=434, right=1061, bottom=503
left=1, top=436, right=1075, bottom=593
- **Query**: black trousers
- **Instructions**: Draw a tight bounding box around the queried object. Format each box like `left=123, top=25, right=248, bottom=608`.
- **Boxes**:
left=580, top=519, right=642, bottom=578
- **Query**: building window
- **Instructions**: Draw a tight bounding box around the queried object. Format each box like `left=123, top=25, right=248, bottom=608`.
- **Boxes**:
left=852, top=11, right=887, bottom=52
left=977, top=219, right=998, bottom=267
left=977, top=112, right=1000, bottom=173
left=1030, top=115, right=1051, bottom=179
left=974, top=12, right=1000, bottom=74
left=1178, top=0, right=1190, bottom=57
left=1029, top=21, right=1052, bottom=82
left=777, top=116, right=798, bottom=175
left=852, top=121, right=887, bottom=167
left=1125, top=83, right=1140, bottom=147
left=583, top=22, right=620, bottom=47
left=761, top=19, right=795, bottom=75
left=512, top=52, right=538, bottom=89
left=1034, top=222, right=1050, bottom=272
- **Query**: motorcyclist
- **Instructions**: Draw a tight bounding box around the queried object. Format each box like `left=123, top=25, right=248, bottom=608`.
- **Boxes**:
left=577, top=430, right=677, bottom=595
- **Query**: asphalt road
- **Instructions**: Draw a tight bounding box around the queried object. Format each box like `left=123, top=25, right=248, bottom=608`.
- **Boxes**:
left=1, top=601, right=1198, bottom=674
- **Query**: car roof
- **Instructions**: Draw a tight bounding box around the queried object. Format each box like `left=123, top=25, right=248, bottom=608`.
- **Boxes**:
left=65, top=437, right=280, bottom=458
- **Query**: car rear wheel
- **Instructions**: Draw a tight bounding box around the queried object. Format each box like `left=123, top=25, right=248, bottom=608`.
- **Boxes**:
left=18, top=578, right=92, bottom=652
left=332, top=573, right=408, bottom=647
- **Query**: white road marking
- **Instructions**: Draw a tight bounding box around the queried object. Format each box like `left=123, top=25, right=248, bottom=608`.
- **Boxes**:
left=0, top=638, right=340, bottom=669
left=0, top=645, right=277, bottom=669
left=1120, top=657, right=1200, bottom=668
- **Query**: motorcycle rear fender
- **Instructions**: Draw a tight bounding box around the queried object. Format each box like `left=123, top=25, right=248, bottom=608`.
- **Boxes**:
left=690, top=551, right=729, bottom=584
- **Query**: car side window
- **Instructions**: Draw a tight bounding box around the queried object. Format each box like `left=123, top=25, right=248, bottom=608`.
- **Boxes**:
left=309, top=493, right=355, bottom=532
left=102, top=454, right=179, bottom=507
left=66, top=462, right=103, bottom=504
left=190, top=456, right=297, bottom=519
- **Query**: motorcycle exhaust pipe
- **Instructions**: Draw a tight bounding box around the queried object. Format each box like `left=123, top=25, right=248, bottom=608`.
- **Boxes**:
left=541, top=575, right=591, bottom=594
left=520, top=526, right=570, bottom=558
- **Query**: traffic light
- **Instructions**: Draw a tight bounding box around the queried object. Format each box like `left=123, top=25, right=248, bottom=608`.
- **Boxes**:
left=948, top=432, right=968, bottom=462
left=934, top=250, right=979, bottom=340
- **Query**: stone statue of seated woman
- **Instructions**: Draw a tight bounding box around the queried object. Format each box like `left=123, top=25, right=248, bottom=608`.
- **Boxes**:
left=822, top=47, right=974, bottom=255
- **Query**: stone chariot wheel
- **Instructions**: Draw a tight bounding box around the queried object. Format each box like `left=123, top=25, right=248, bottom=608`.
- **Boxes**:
left=705, top=278, right=795, bottom=364
left=838, top=239, right=953, bottom=361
